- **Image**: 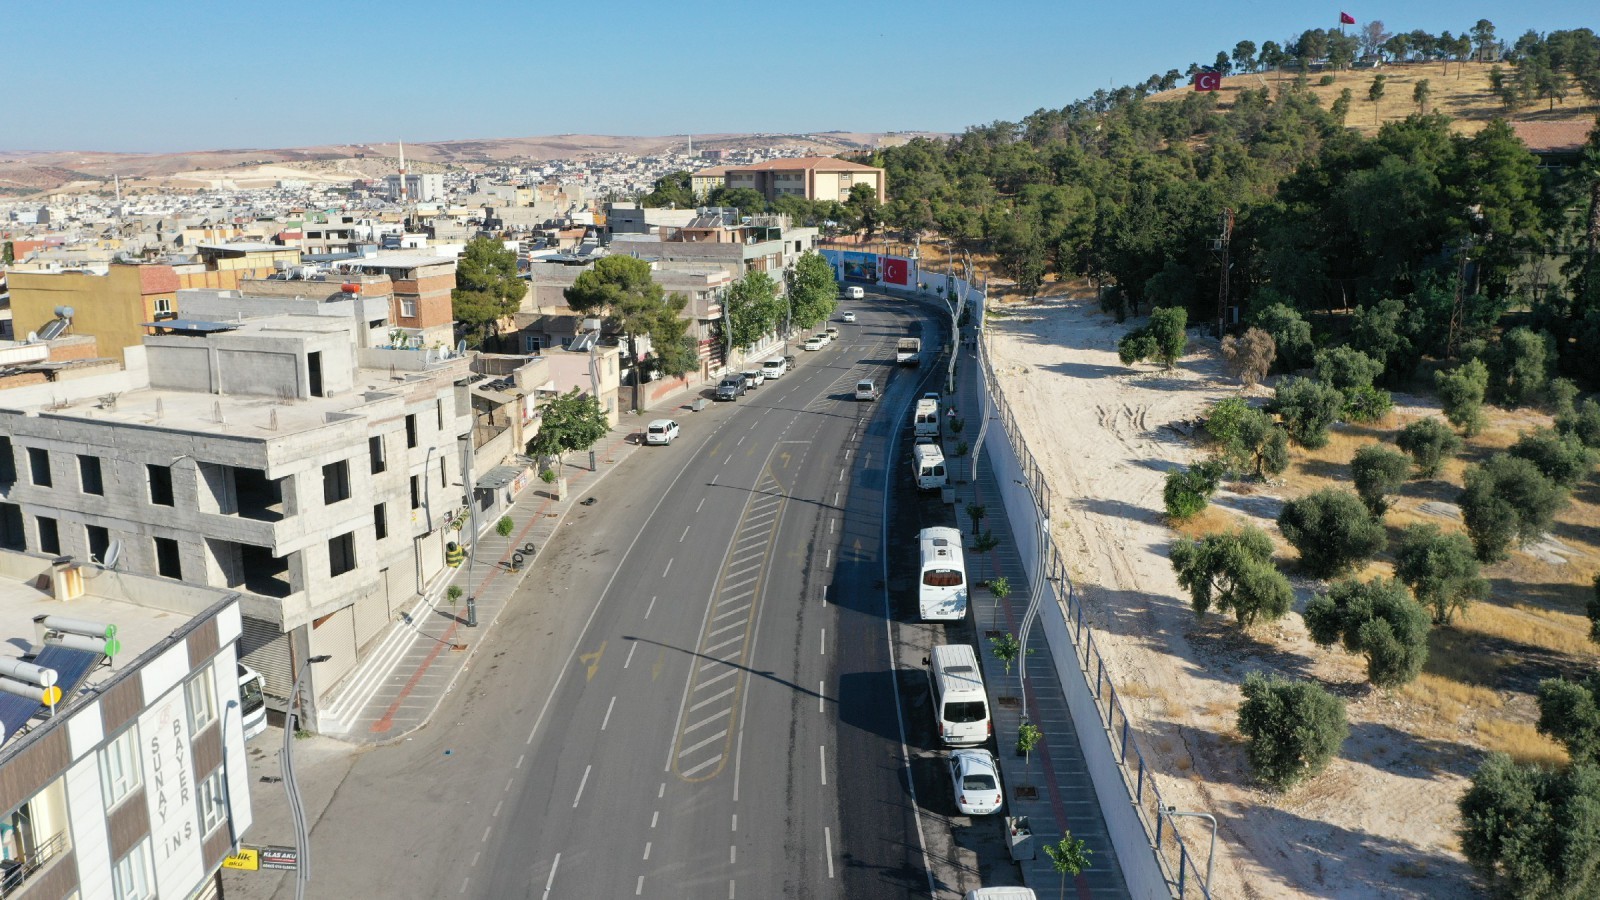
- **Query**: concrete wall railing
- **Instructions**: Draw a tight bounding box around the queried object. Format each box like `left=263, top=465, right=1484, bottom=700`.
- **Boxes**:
left=866, top=262, right=1212, bottom=900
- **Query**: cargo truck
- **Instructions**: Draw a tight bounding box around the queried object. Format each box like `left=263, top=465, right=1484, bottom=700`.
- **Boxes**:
left=896, top=337, right=922, bottom=365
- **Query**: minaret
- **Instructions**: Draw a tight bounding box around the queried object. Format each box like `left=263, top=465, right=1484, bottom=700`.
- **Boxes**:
left=397, top=139, right=408, bottom=203
left=687, top=134, right=693, bottom=156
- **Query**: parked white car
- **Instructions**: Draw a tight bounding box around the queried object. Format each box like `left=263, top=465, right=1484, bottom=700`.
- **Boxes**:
left=947, top=749, right=1003, bottom=816
left=645, top=420, right=680, bottom=445
left=804, top=336, right=825, bottom=351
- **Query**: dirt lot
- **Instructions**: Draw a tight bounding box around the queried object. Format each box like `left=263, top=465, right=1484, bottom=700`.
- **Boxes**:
left=982, top=293, right=1600, bottom=898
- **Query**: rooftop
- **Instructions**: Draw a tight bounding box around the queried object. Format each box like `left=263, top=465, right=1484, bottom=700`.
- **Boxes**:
left=725, top=156, right=882, bottom=173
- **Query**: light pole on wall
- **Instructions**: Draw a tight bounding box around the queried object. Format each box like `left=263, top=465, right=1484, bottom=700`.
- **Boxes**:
left=1014, top=478, right=1048, bottom=722
left=282, top=653, right=331, bottom=900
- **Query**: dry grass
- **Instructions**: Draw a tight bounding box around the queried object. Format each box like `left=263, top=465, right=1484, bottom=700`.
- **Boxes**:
left=1457, top=603, right=1599, bottom=660
left=1474, top=719, right=1569, bottom=768
left=1150, top=61, right=1600, bottom=138
left=1170, top=505, right=1239, bottom=539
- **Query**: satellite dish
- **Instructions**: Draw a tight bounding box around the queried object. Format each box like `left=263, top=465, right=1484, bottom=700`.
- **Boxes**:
left=26, top=332, right=38, bottom=343
left=101, top=541, right=123, bottom=570
left=456, top=339, right=468, bottom=357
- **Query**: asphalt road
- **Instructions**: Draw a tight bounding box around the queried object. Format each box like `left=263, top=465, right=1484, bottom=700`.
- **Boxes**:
left=298, top=299, right=972, bottom=899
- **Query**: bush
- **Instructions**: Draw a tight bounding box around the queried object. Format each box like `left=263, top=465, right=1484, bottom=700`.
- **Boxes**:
left=1436, top=359, right=1489, bottom=436
left=1459, top=454, right=1566, bottom=563
left=1393, top=524, right=1488, bottom=625
left=1548, top=377, right=1579, bottom=418
left=1319, top=74, right=1337, bottom=86
left=1536, top=674, right=1600, bottom=766
left=1274, top=377, right=1344, bottom=449
left=1170, top=526, right=1294, bottom=626
left=1204, top=396, right=1252, bottom=447
left=1509, top=427, right=1594, bottom=489
left=1252, top=302, right=1314, bottom=372
left=1119, top=307, right=1188, bottom=369
left=1341, top=384, right=1394, bottom=423
left=1164, top=460, right=1222, bottom=520
left=1487, top=327, right=1555, bottom=408
left=1117, top=331, right=1158, bottom=366
left=1557, top=398, right=1600, bottom=449
left=1236, top=672, right=1349, bottom=789
left=1350, top=444, right=1411, bottom=516
left=1314, top=346, right=1384, bottom=395
left=1350, top=297, right=1421, bottom=386
left=1459, top=754, right=1600, bottom=900
left=1395, top=417, right=1463, bottom=477
left=1277, top=489, right=1387, bottom=578
left=1221, top=327, right=1276, bottom=386
left=1303, top=577, right=1431, bottom=688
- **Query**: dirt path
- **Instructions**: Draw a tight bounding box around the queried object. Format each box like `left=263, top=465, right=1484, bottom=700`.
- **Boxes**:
left=985, top=297, right=1477, bottom=898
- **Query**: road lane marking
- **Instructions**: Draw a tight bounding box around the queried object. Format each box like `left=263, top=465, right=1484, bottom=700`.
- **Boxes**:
left=461, top=877, right=469, bottom=894
left=690, top=687, right=736, bottom=711
left=637, top=876, right=645, bottom=895
left=730, top=846, right=737, bottom=864
left=825, top=828, right=835, bottom=878
left=822, top=586, right=828, bottom=606
left=820, top=745, right=827, bottom=785
left=681, top=729, right=729, bottom=756
left=624, top=642, right=638, bottom=668
left=829, top=518, right=834, bottom=534
left=825, top=548, right=831, bottom=568
left=820, top=682, right=825, bottom=713
left=472, top=851, right=480, bottom=866
left=681, top=755, right=721, bottom=778
left=542, top=853, right=560, bottom=900
left=684, top=708, right=732, bottom=733
left=820, top=628, right=826, bottom=653
left=835, top=490, right=840, bottom=505
left=736, top=434, right=745, bottom=446
left=481, top=826, right=491, bottom=843
left=493, top=801, right=502, bottom=818
left=572, top=764, right=592, bottom=808
left=680, top=525, right=691, bottom=542
left=505, top=778, right=513, bottom=792
left=724, top=454, right=733, bottom=464
left=732, top=814, right=737, bottom=832
left=662, top=558, right=673, bottom=577
left=659, top=783, right=665, bottom=798
left=643, top=842, right=652, bottom=860
left=700, top=667, right=738, bottom=689
left=601, top=696, right=617, bottom=730
left=711, top=474, right=719, bottom=485
left=696, top=497, right=706, bottom=513
left=651, top=810, right=659, bottom=828
left=580, top=642, right=606, bottom=681
left=516, top=754, right=525, bottom=769
left=713, top=603, right=750, bottom=621
left=645, top=595, right=658, bottom=618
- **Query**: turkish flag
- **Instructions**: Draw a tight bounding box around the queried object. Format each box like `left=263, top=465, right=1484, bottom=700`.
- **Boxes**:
left=1340, top=11, right=1356, bottom=24
left=1194, top=71, right=1222, bottom=92
left=881, top=256, right=909, bottom=285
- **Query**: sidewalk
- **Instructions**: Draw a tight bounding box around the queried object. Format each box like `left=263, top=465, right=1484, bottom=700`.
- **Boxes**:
left=944, top=328, right=1132, bottom=897
left=317, top=383, right=703, bottom=741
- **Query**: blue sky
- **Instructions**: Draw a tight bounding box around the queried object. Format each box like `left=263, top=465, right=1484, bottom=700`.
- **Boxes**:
left=7, top=1, right=1595, bottom=153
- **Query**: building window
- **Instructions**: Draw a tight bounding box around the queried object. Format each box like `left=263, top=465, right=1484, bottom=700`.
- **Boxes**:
left=198, top=769, right=228, bottom=836
left=99, top=724, right=142, bottom=809
left=86, top=525, right=110, bottom=564
left=27, top=448, right=51, bottom=487
left=322, top=460, right=351, bottom=505
left=374, top=503, right=388, bottom=540
left=329, top=532, right=356, bottom=577
left=185, top=667, right=215, bottom=735
left=112, top=838, right=153, bottom=900
left=154, top=536, right=181, bottom=579
left=152, top=296, right=173, bottom=316
left=522, top=335, right=542, bottom=354
left=400, top=298, right=417, bottom=318
left=405, top=414, right=418, bottom=448
left=436, top=399, right=444, bottom=431
left=78, top=455, right=104, bottom=495
left=38, top=516, right=60, bottom=555
left=369, top=436, right=386, bottom=474
left=147, top=464, right=175, bottom=506
left=439, top=457, right=447, bottom=488
left=0, top=437, right=15, bottom=489
left=410, top=475, right=421, bottom=510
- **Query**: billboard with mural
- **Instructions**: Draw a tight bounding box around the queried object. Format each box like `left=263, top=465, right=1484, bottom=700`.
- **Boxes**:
left=841, top=251, right=878, bottom=283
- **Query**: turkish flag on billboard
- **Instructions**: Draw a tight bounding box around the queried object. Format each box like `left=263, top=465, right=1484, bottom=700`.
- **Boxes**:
left=1194, top=70, right=1222, bottom=92
left=881, top=256, right=909, bottom=285
left=1340, top=11, right=1356, bottom=24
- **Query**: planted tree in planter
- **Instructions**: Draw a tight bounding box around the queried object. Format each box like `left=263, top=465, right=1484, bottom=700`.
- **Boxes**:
left=447, top=585, right=463, bottom=606
left=990, top=631, right=1023, bottom=674
left=1017, top=721, right=1043, bottom=763
left=495, top=516, right=515, bottom=539
left=966, top=503, right=987, bottom=535
left=1045, top=834, right=1093, bottom=899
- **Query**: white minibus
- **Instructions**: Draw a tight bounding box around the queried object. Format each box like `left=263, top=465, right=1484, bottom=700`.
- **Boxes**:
left=918, top=526, right=966, bottom=620
left=914, top=398, right=940, bottom=437
left=926, top=644, right=991, bottom=746
left=913, top=444, right=947, bottom=491
left=238, top=663, right=268, bottom=739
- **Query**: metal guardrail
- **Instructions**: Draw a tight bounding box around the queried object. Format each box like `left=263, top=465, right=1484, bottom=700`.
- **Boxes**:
left=976, top=309, right=1214, bottom=900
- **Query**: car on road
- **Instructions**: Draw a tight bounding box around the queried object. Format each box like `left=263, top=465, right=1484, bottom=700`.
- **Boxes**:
left=761, top=358, right=788, bottom=379
left=855, top=379, right=879, bottom=401
left=645, top=420, right=680, bottom=445
left=715, top=376, right=745, bottom=400
left=783, top=353, right=797, bottom=369
left=741, top=370, right=765, bottom=389
left=845, top=286, right=865, bottom=300
left=803, top=336, right=825, bottom=351
left=947, top=749, right=1003, bottom=816
left=842, top=311, right=857, bottom=323
left=825, top=327, right=840, bottom=341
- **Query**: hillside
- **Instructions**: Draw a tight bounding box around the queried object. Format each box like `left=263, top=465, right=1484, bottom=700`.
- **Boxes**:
left=0, top=130, right=947, bottom=196
left=1149, top=59, right=1600, bottom=136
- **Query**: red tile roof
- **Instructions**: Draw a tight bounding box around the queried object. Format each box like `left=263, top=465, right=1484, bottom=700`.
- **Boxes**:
left=137, top=265, right=180, bottom=295
left=1509, top=119, right=1595, bottom=154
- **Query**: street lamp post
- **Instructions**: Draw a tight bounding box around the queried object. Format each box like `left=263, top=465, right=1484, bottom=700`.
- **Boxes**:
left=1162, top=806, right=1218, bottom=893
left=282, top=653, right=331, bottom=900
left=1013, top=478, right=1049, bottom=722
left=460, top=432, right=479, bottom=628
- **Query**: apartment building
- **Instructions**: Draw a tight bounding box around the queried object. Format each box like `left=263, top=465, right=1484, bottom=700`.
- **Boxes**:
left=0, top=550, right=251, bottom=899
left=6, top=265, right=180, bottom=362
left=349, top=253, right=457, bottom=349
left=0, top=313, right=472, bottom=727
left=716, top=156, right=886, bottom=204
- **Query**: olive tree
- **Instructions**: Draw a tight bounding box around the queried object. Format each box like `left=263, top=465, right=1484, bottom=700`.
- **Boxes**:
left=1277, top=489, right=1387, bottom=578
left=1237, top=673, right=1349, bottom=789
left=1436, top=359, right=1489, bottom=436
left=1274, top=377, right=1344, bottom=449
left=1459, top=754, right=1600, bottom=900
left=1509, top=427, right=1594, bottom=489
left=1393, top=523, right=1489, bottom=625
left=1395, top=417, right=1462, bottom=477
left=1304, top=577, right=1431, bottom=687
left=1458, top=454, right=1566, bottom=562
left=1350, top=444, right=1412, bottom=516
left=1169, top=526, right=1294, bottom=627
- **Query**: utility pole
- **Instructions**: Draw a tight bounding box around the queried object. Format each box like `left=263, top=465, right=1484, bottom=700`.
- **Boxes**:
left=1447, top=237, right=1472, bottom=358
left=1213, top=208, right=1234, bottom=337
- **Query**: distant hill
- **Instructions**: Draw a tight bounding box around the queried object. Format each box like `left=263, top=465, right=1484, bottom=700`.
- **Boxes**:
left=1150, top=60, right=1599, bottom=136
left=0, top=131, right=948, bottom=196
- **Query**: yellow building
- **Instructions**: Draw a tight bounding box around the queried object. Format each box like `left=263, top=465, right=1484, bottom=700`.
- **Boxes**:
left=7, top=265, right=179, bottom=362
left=176, top=243, right=302, bottom=290
left=719, top=157, right=886, bottom=205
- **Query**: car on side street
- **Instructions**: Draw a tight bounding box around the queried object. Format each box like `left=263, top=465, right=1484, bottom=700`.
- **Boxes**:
left=804, top=336, right=825, bottom=351
left=741, top=369, right=764, bottom=389
left=842, top=311, right=857, bottom=323
left=715, top=376, right=745, bottom=400
left=761, top=358, right=788, bottom=379
left=645, top=420, right=680, bottom=445
left=825, top=327, right=840, bottom=341
left=947, top=749, right=1003, bottom=816
left=783, top=354, right=797, bottom=368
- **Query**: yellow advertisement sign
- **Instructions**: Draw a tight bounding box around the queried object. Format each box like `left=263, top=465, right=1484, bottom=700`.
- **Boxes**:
left=222, top=848, right=259, bottom=871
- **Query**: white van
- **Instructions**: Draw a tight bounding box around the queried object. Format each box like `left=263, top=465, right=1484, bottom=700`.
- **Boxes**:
left=918, top=526, right=966, bottom=620
left=965, top=889, right=1038, bottom=900
left=761, top=357, right=788, bottom=379
left=927, top=644, right=991, bottom=746
left=913, top=443, right=947, bottom=491
left=238, top=664, right=268, bottom=740
left=914, top=398, right=940, bottom=437
left=844, top=286, right=865, bottom=300
left=855, top=379, right=879, bottom=401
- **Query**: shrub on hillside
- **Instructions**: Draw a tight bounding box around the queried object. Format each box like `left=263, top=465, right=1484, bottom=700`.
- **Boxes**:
left=1251, top=302, right=1314, bottom=372
left=1164, top=460, right=1222, bottom=520
left=1274, top=377, right=1344, bottom=449
left=1277, top=489, right=1387, bottom=578
left=1393, top=524, right=1489, bottom=625
left=1236, top=672, right=1349, bottom=789
left=1395, top=417, right=1463, bottom=477
left=1436, top=359, right=1489, bottom=436
left=1459, top=453, right=1566, bottom=563
left=1303, top=577, right=1431, bottom=688
left=1221, top=327, right=1276, bottom=387
left=1459, top=754, right=1600, bottom=900
left=1314, top=346, right=1384, bottom=395
left=1118, top=306, right=1187, bottom=369
left=1509, top=427, right=1595, bottom=489
left=1169, top=526, right=1293, bottom=627
left=1556, top=398, right=1600, bottom=449
left=1486, top=327, right=1556, bottom=408
left=1536, top=674, right=1600, bottom=766
left=1350, top=444, right=1412, bottom=516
